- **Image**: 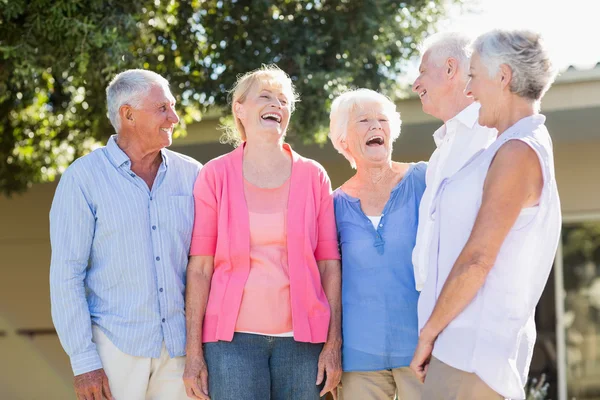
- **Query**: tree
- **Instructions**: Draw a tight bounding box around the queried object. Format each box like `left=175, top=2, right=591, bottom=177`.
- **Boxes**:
left=0, top=0, right=458, bottom=195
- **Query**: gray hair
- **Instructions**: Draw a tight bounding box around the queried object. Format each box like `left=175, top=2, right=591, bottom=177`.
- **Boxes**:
left=421, top=31, right=473, bottom=80
left=472, top=29, right=557, bottom=101
left=329, top=89, right=401, bottom=169
left=106, top=69, right=171, bottom=132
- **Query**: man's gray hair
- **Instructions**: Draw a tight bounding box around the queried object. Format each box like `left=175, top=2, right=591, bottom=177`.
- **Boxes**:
left=106, top=69, right=170, bottom=132
left=472, top=29, right=558, bottom=101
left=421, top=31, right=473, bottom=80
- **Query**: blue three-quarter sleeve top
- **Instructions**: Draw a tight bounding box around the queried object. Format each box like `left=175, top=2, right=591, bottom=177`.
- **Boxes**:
left=333, top=162, right=427, bottom=372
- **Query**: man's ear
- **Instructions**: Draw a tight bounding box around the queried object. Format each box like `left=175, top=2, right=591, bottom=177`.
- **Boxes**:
left=120, top=105, right=135, bottom=125
left=498, top=64, right=513, bottom=90
left=445, top=57, right=459, bottom=80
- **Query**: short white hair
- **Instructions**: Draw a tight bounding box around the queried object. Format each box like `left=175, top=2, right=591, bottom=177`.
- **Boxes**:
left=329, top=89, right=401, bottom=169
left=421, top=31, right=473, bottom=80
left=106, top=69, right=170, bottom=132
left=472, top=29, right=557, bottom=101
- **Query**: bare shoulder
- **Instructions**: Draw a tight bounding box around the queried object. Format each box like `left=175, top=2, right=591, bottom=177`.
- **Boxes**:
left=486, top=139, right=543, bottom=206
left=493, top=139, right=540, bottom=171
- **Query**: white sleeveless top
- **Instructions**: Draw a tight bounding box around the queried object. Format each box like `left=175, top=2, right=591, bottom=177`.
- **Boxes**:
left=417, top=115, right=561, bottom=399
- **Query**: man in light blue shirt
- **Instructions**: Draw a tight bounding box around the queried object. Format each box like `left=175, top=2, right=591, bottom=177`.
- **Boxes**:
left=50, top=69, right=201, bottom=400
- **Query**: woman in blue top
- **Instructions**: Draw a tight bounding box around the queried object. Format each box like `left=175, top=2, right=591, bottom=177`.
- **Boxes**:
left=328, top=89, right=426, bottom=400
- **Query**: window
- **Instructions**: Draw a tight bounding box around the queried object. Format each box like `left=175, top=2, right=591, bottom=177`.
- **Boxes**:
left=561, top=221, right=600, bottom=399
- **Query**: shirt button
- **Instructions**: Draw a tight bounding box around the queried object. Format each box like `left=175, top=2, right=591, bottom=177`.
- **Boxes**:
left=162, top=318, right=166, bottom=323
left=379, top=224, right=383, bottom=228
left=159, top=288, right=163, bottom=292
left=130, top=173, right=135, bottom=177
left=156, top=256, right=160, bottom=261
left=150, top=196, right=153, bottom=201
left=152, top=225, right=157, bottom=230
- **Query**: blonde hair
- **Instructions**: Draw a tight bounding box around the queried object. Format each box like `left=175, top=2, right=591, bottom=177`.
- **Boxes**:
left=329, top=89, right=401, bottom=169
left=221, top=64, right=299, bottom=146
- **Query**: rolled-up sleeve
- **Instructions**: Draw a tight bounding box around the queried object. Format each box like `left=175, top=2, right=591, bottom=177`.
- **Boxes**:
left=314, top=169, right=341, bottom=261
left=49, top=172, right=102, bottom=376
left=190, top=165, right=218, bottom=256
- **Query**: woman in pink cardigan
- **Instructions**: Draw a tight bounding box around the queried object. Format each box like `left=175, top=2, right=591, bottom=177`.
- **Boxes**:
left=182, top=65, right=342, bottom=400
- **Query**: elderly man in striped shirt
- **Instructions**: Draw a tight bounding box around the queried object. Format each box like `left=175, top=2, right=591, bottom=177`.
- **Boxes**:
left=50, top=69, right=201, bottom=400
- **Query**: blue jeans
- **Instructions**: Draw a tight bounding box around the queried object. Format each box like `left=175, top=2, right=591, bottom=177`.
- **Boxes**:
left=204, top=333, right=325, bottom=400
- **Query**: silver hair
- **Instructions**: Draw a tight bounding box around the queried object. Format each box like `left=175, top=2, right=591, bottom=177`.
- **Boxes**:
left=472, top=29, right=558, bottom=101
left=106, top=69, right=171, bottom=132
left=329, top=89, right=401, bottom=169
left=421, top=31, right=473, bottom=80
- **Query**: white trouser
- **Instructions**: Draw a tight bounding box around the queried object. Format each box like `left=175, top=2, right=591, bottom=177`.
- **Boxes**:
left=92, top=325, right=187, bottom=400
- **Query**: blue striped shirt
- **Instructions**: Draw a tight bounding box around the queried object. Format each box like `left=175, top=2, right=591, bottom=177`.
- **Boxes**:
left=49, top=135, right=201, bottom=375
left=333, top=162, right=427, bottom=372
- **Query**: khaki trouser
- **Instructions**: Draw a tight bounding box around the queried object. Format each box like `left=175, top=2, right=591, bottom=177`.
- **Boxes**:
left=422, top=356, right=505, bottom=400
left=92, top=325, right=187, bottom=400
left=339, top=367, right=423, bottom=400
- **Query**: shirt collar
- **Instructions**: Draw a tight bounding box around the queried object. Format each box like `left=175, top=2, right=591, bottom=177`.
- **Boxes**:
left=105, top=134, right=169, bottom=169
left=105, top=135, right=130, bottom=168
left=433, top=103, right=481, bottom=146
left=504, top=114, right=547, bottom=136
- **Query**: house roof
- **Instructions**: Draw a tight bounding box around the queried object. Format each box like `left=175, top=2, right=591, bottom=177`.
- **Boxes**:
left=559, top=62, right=600, bottom=83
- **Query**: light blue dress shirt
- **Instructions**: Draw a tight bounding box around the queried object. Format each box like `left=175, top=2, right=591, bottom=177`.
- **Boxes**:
left=333, top=162, right=426, bottom=372
left=50, top=135, right=201, bottom=375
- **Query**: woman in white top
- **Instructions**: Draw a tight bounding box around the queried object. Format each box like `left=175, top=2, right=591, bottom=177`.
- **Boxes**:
left=410, top=29, right=561, bottom=400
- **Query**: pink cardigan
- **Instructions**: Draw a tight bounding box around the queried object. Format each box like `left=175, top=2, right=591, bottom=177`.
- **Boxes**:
left=190, top=143, right=340, bottom=343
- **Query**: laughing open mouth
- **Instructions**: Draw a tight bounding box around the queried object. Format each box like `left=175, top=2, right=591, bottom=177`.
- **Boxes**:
left=366, top=135, right=384, bottom=146
left=261, top=113, right=282, bottom=123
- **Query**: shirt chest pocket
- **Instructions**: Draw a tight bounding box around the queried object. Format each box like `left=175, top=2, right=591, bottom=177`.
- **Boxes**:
left=160, top=195, right=194, bottom=239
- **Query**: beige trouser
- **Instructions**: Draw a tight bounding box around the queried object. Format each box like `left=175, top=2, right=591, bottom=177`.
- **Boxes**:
left=339, top=367, right=423, bottom=400
left=92, top=325, right=187, bottom=400
left=422, top=357, right=505, bottom=400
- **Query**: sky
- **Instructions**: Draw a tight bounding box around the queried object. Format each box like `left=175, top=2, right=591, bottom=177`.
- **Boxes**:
left=403, top=0, right=600, bottom=81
